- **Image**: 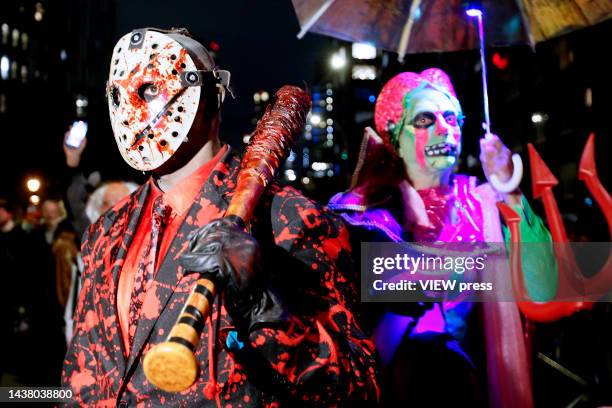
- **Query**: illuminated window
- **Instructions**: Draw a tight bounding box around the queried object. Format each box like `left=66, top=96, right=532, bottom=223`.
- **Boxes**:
left=11, top=61, right=18, bottom=79
left=352, top=65, right=377, bottom=80
left=11, top=28, right=19, bottom=48
left=0, top=56, right=9, bottom=80
left=1, top=24, right=9, bottom=45
left=21, top=32, right=29, bottom=50
left=351, top=43, right=376, bottom=60
left=35, top=3, right=45, bottom=22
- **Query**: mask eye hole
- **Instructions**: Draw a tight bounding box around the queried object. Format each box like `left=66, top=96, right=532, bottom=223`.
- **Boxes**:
left=138, top=83, right=159, bottom=102
left=110, top=86, right=120, bottom=107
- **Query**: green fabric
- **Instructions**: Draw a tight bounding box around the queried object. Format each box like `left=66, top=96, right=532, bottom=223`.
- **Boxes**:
left=502, top=196, right=558, bottom=301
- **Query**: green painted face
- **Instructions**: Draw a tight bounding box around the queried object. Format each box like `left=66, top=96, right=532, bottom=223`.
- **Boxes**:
left=395, top=87, right=463, bottom=178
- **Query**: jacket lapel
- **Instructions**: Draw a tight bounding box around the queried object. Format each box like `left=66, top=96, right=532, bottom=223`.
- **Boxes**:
left=95, top=182, right=150, bottom=382
left=125, top=147, right=240, bottom=373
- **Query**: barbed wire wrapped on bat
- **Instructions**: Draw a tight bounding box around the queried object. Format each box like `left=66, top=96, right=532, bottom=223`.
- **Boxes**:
left=227, top=85, right=312, bottom=223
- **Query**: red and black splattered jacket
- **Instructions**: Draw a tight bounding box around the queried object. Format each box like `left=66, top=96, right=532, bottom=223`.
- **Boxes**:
left=62, top=146, right=380, bottom=407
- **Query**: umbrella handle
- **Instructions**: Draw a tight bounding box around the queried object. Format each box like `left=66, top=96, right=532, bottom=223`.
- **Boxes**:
left=490, top=153, right=523, bottom=194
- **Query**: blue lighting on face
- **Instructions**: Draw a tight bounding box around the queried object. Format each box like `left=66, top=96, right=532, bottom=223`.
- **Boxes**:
left=466, top=8, right=482, bottom=17
left=368, top=95, right=376, bottom=103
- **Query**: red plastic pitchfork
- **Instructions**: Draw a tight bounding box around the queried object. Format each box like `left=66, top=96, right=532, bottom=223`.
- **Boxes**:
left=498, top=134, right=612, bottom=322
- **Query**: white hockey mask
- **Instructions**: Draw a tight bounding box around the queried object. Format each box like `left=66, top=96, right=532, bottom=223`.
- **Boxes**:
left=106, top=29, right=230, bottom=171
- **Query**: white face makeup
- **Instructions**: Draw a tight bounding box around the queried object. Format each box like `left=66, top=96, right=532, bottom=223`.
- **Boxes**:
left=107, top=30, right=201, bottom=171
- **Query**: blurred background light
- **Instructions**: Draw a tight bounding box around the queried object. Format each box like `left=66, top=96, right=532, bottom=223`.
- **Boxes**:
left=26, top=177, right=41, bottom=192
left=29, top=194, right=40, bottom=205
left=0, top=55, right=9, bottom=80
left=330, top=48, right=347, bottom=70
left=352, top=64, right=376, bottom=80
left=531, top=112, right=548, bottom=124
left=310, top=113, right=321, bottom=125
left=351, top=42, right=376, bottom=60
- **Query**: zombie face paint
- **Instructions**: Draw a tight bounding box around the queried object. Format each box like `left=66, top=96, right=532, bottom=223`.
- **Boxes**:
left=374, top=68, right=463, bottom=183
left=396, top=87, right=463, bottom=175
left=107, top=29, right=201, bottom=171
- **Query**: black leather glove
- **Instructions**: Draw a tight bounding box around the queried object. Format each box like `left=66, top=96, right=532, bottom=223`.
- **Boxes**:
left=179, top=218, right=287, bottom=333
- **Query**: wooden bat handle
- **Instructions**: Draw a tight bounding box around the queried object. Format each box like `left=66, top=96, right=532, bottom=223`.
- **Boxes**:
left=143, top=85, right=311, bottom=393
left=143, top=278, right=216, bottom=392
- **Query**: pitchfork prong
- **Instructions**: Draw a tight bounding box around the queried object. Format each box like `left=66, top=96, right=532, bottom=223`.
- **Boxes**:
left=578, top=133, right=612, bottom=238
left=527, top=144, right=558, bottom=199
left=527, top=144, right=568, bottom=243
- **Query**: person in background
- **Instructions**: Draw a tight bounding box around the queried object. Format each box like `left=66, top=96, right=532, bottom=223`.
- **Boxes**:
left=63, top=128, right=138, bottom=240
left=60, top=130, right=137, bottom=343
left=85, top=181, right=138, bottom=224
left=0, top=197, right=32, bottom=386
left=40, top=199, right=68, bottom=245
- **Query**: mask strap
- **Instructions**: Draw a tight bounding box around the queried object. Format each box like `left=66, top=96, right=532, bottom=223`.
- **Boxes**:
left=180, top=69, right=234, bottom=102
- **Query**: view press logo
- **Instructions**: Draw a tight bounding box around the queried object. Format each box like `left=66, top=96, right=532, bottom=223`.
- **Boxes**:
left=360, top=242, right=612, bottom=303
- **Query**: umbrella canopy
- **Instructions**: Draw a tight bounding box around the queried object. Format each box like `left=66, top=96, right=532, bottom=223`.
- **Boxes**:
left=292, top=0, right=612, bottom=58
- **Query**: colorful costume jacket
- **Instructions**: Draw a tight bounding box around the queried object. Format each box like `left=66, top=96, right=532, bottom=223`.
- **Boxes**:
left=62, top=147, right=379, bottom=407
left=330, top=173, right=554, bottom=408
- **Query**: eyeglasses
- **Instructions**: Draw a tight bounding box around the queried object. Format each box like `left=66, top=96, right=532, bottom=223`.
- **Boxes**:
left=411, top=111, right=465, bottom=129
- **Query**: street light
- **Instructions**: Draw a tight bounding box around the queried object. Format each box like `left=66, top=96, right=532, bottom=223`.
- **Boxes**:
left=26, top=177, right=41, bottom=192
left=531, top=112, right=548, bottom=143
left=531, top=112, right=548, bottom=124
left=330, top=48, right=347, bottom=70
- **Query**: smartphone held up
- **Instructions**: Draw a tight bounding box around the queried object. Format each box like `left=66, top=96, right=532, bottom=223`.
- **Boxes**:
left=65, top=120, right=88, bottom=149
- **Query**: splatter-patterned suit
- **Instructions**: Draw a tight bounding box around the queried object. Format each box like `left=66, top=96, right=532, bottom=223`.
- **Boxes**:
left=62, top=147, right=379, bottom=407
